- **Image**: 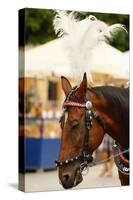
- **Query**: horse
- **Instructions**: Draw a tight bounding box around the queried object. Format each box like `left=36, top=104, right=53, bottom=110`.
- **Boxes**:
left=55, top=73, right=129, bottom=189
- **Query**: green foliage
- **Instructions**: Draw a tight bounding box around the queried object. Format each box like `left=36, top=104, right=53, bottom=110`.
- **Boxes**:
left=25, top=9, right=56, bottom=45
left=25, top=8, right=129, bottom=52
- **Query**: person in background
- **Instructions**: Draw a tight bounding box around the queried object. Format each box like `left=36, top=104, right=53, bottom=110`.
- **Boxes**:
left=98, top=134, right=114, bottom=177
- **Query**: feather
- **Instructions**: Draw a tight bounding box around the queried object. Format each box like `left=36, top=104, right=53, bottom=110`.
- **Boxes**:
left=53, top=10, right=127, bottom=82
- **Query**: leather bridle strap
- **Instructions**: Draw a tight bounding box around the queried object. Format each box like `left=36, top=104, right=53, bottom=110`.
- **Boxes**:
left=55, top=89, right=105, bottom=169
left=64, top=101, right=90, bottom=108
left=64, top=101, right=105, bottom=131
left=82, top=92, right=93, bottom=163
left=64, top=100, right=93, bottom=162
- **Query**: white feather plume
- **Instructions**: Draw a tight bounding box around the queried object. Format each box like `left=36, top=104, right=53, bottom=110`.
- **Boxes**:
left=53, top=10, right=127, bottom=82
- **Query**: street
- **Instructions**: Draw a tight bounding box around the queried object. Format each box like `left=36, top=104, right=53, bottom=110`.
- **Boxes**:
left=24, top=164, right=120, bottom=192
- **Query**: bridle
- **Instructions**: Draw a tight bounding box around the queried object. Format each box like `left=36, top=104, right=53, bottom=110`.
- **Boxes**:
left=55, top=86, right=105, bottom=172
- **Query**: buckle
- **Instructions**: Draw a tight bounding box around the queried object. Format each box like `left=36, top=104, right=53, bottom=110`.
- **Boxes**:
left=85, top=101, right=92, bottom=109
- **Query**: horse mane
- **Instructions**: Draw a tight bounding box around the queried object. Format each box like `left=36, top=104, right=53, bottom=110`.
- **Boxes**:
left=89, top=86, right=129, bottom=132
left=89, top=86, right=129, bottom=105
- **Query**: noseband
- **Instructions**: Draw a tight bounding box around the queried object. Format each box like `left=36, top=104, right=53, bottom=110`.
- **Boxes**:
left=55, top=87, right=105, bottom=171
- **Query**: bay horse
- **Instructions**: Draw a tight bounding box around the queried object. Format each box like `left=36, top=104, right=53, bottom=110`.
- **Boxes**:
left=56, top=73, right=129, bottom=189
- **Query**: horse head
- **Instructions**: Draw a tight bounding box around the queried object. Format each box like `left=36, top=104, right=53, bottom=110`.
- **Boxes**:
left=57, top=73, right=105, bottom=189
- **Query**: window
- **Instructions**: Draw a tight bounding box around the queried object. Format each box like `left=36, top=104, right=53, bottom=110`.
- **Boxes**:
left=48, top=81, right=57, bottom=101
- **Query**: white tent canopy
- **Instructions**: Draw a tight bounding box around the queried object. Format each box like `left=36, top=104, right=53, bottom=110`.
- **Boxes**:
left=92, top=42, right=129, bottom=78
left=24, top=39, right=71, bottom=77
left=20, top=38, right=129, bottom=79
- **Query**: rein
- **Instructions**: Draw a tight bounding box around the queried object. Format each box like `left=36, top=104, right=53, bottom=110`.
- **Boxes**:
left=55, top=87, right=105, bottom=171
left=81, top=146, right=129, bottom=176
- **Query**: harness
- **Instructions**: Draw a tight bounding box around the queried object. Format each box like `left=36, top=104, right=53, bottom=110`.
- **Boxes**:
left=55, top=86, right=105, bottom=171
left=112, top=143, right=129, bottom=176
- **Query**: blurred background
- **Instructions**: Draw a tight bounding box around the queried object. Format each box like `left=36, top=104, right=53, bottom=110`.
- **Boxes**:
left=19, top=8, right=129, bottom=191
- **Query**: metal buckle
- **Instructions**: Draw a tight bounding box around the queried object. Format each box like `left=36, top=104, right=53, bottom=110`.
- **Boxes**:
left=80, top=162, right=89, bottom=176
left=85, top=101, right=92, bottom=109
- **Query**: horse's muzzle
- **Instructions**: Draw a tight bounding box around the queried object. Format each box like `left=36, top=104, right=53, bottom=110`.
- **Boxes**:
left=60, top=168, right=83, bottom=189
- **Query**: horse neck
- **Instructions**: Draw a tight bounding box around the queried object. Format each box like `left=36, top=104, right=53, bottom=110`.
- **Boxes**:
left=88, top=89, right=129, bottom=149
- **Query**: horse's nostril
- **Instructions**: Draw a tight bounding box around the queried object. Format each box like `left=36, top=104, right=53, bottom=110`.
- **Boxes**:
left=62, top=173, right=71, bottom=183
left=63, top=174, right=69, bottom=182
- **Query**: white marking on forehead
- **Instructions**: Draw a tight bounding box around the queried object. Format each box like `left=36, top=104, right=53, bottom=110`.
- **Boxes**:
left=64, top=112, right=68, bottom=124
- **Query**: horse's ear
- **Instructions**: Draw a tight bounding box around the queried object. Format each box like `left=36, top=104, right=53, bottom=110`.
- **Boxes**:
left=79, top=72, right=87, bottom=93
left=61, top=76, right=72, bottom=96
left=77, top=73, right=87, bottom=100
